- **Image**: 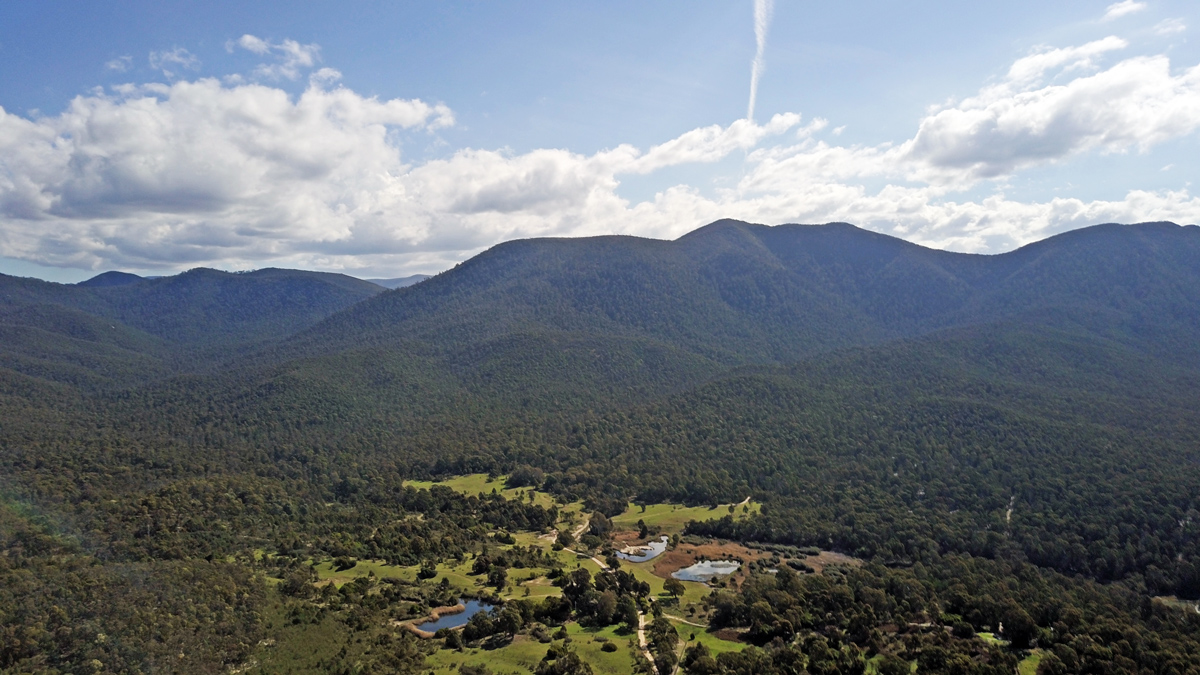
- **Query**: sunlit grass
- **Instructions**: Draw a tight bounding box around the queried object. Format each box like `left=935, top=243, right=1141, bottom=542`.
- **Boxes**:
left=611, top=500, right=761, bottom=533
left=673, top=621, right=747, bottom=657
left=404, top=473, right=561, bottom=510
left=1018, top=650, right=1044, bottom=675
left=421, top=622, right=638, bottom=674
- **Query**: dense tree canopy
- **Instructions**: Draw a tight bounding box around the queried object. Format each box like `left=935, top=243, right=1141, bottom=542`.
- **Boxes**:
left=3, top=221, right=1200, bottom=672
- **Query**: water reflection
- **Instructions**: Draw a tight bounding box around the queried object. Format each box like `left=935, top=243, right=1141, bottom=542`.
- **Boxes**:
left=671, top=560, right=741, bottom=582
left=416, top=599, right=495, bottom=632
left=616, top=535, right=669, bottom=563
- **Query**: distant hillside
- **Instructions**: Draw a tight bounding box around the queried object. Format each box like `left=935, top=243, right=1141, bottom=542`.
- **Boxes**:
left=0, top=267, right=383, bottom=388
left=106, top=219, right=1200, bottom=596
left=76, top=271, right=144, bottom=287
left=246, top=220, right=1200, bottom=411
left=365, top=274, right=431, bottom=289
left=7, top=220, right=1200, bottom=673
left=307, top=220, right=1198, bottom=352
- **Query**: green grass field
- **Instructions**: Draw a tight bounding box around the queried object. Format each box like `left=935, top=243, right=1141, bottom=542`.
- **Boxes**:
left=1018, top=650, right=1044, bottom=675
left=616, top=558, right=709, bottom=608
left=312, top=557, right=417, bottom=585
left=403, top=474, right=765, bottom=537
left=249, top=587, right=384, bottom=674
left=308, top=476, right=758, bottom=672
left=404, top=473, right=566, bottom=512
left=977, top=631, right=1010, bottom=647
left=673, top=621, right=747, bottom=657
left=611, top=500, right=761, bottom=533
left=310, top=554, right=576, bottom=602
left=864, top=654, right=918, bottom=674
left=422, top=621, right=640, bottom=674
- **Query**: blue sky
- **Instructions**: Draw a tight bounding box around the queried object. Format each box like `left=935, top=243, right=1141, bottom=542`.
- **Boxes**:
left=1, top=1, right=1198, bottom=281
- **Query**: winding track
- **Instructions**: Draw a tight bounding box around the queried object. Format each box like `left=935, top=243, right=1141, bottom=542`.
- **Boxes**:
left=557, top=515, right=660, bottom=674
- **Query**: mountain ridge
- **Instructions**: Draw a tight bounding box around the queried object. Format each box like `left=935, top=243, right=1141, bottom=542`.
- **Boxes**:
left=283, top=219, right=1200, bottom=367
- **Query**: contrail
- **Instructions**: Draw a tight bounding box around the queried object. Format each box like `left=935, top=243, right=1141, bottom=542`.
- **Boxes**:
left=747, top=0, right=774, bottom=121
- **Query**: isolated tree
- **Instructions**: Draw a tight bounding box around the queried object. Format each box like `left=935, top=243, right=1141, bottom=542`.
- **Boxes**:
left=488, top=566, right=508, bottom=590
left=616, top=595, right=639, bottom=631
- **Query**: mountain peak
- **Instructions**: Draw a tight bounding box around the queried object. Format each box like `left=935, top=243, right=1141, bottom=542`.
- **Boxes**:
left=77, top=271, right=144, bottom=288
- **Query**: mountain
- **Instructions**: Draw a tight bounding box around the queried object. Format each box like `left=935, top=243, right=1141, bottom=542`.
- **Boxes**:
left=365, top=274, right=431, bottom=289
left=4, top=219, right=1197, bottom=402
left=304, top=219, right=1200, bottom=355
left=6, top=220, right=1200, bottom=675
left=0, top=267, right=384, bottom=388
left=234, top=220, right=1199, bottom=414
left=76, top=271, right=144, bottom=287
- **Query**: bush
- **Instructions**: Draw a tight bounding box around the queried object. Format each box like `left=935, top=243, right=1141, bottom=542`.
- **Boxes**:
left=786, top=559, right=814, bottom=573
left=507, top=465, right=545, bottom=489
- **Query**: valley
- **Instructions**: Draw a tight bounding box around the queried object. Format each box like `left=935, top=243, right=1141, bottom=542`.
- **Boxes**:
left=3, top=220, right=1200, bottom=674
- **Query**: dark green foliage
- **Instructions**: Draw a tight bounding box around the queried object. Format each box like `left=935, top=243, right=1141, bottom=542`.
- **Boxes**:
left=0, top=503, right=265, bottom=672
left=535, top=646, right=595, bottom=675
left=508, top=464, right=545, bottom=488
left=3, top=221, right=1200, bottom=672
left=689, top=558, right=1200, bottom=674
left=0, top=267, right=383, bottom=390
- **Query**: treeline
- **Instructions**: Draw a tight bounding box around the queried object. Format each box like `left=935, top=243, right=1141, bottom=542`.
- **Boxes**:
left=0, top=503, right=265, bottom=673
left=0, top=461, right=555, bottom=674
left=9, top=318, right=1200, bottom=597
left=684, top=556, right=1200, bottom=674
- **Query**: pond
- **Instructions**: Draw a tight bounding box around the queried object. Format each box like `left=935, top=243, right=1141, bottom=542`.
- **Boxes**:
left=415, top=599, right=495, bottom=632
left=671, top=560, right=741, bottom=582
left=616, top=535, right=669, bottom=563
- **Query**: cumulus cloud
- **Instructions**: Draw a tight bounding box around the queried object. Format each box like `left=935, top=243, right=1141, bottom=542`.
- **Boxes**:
left=2, top=36, right=1200, bottom=277
left=148, top=48, right=200, bottom=78
left=632, top=114, right=800, bottom=173
left=0, top=77, right=453, bottom=269
left=105, top=56, right=132, bottom=72
left=1001, top=37, right=1128, bottom=88
left=1103, top=1, right=1148, bottom=21
left=231, top=34, right=321, bottom=81
left=902, top=40, right=1200, bottom=180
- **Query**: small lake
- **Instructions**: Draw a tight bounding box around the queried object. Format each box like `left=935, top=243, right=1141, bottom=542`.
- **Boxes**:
left=616, top=535, right=669, bottom=563
left=671, top=560, right=741, bottom=582
left=415, top=599, right=495, bottom=632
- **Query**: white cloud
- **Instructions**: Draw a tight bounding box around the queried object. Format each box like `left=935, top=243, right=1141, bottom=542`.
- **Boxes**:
left=148, top=48, right=200, bottom=78
left=903, top=46, right=1200, bottom=180
left=235, top=34, right=271, bottom=55
left=1154, top=18, right=1187, bottom=35
left=1103, top=1, right=1148, bottom=21
left=232, top=34, right=321, bottom=80
left=105, top=56, right=132, bottom=72
left=0, top=77, right=453, bottom=270
left=630, top=113, right=800, bottom=173
left=310, top=68, right=343, bottom=87
left=1001, top=37, right=1128, bottom=88
left=2, top=36, right=1200, bottom=277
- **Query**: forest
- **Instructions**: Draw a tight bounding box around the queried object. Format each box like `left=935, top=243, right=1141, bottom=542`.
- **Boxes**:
left=2, top=219, right=1200, bottom=673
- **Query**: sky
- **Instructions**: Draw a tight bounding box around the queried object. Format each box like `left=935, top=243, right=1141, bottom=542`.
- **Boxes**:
left=1, top=1, right=1198, bottom=282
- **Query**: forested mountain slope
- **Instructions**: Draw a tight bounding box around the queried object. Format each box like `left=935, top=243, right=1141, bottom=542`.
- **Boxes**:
left=220, top=220, right=1200, bottom=415
left=286, top=220, right=1199, bottom=366
left=0, top=267, right=384, bottom=388
left=4, top=220, right=1200, bottom=674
